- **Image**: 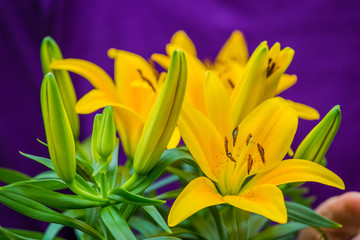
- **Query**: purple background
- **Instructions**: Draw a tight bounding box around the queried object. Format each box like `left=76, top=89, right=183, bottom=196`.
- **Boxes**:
left=1, top=0, right=359, bottom=234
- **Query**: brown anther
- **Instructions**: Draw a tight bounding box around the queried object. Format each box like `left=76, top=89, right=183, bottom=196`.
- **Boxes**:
left=147, top=59, right=159, bottom=78
left=247, top=154, right=253, bottom=175
left=246, top=133, right=252, bottom=146
left=257, top=143, right=265, bottom=164
left=227, top=152, right=236, bottom=162
left=228, top=79, right=235, bottom=89
left=267, top=62, right=276, bottom=78
left=137, top=69, right=156, bottom=92
left=232, top=127, right=239, bottom=147
left=224, top=137, right=229, bottom=154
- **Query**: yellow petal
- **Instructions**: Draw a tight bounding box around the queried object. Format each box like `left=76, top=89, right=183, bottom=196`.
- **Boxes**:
left=247, top=159, right=345, bottom=190
left=215, top=30, right=248, bottom=66
left=151, top=53, right=171, bottom=70
left=230, top=42, right=268, bottom=126
left=50, top=59, right=117, bottom=99
left=234, top=97, right=298, bottom=174
left=224, top=184, right=287, bottom=224
left=275, top=74, right=297, bottom=95
left=287, top=100, right=320, bottom=120
left=113, top=105, right=145, bottom=159
left=166, top=44, right=208, bottom=114
left=167, top=127, right=181, bottom=149
left=204, top=71, right=233, bottom=137
left=108, top=49, right=157, bottom=117
left=75, top=89, right=121, bottom=114
left=170, top=30, right=197, bottom=56
left=168, top=177, right=225, bottom=227
left=178, top=103, right=225, bottom=182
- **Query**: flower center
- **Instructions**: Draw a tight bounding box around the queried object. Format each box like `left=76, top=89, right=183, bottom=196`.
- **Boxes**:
left=220, top=128, right=266, bottom=195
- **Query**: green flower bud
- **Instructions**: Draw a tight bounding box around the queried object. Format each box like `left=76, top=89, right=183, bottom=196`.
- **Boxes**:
left=133, top=50, right=187, bottom=175
left=294, top=105, right=341, bottom=165
left=40, top=36, right=79, bottom=139
left=91, top=106, right=116, bottom=163
left=40, top=73, right=76, bottom=183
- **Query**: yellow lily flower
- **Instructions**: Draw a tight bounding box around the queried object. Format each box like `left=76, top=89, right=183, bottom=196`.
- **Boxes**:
left=168, top=93, right=344, bottom=226
left=50, top=49, right=180, bottom=160
left=152, top=30, right=319, bottom=121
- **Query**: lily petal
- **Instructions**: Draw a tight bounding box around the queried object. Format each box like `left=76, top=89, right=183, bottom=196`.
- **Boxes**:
left=113, top=105, right=145, bottom=160
left=75, top=89, right=121, bottom=114
left=287, top=100, right=320, bottom=120
left=204, top=71, right=232, bottom=138
left=178, top=103, right=225, bottom=182
left=50, top=59, right=117, bottom=99
left=166, top=44, right=208, bottom=113
left=167, top=127, right=181, bottom=149
left=275, top=74, right=297, bottom=95
left=151, top=53, right=171, bottom=70
left=170, top=30, right=197, bottom=57
left=215, top=30, right=248, bottom=66
left=247, top=159, right=345, bottom=190
left=168, top=177, right=225, bottom=227
left=224, top=184, right=287, bottom=224
left=234, top=98, right=298, bottom=174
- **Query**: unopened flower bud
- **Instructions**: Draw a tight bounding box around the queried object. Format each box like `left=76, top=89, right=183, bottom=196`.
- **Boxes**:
left=40, top=73, right=76, bottom=183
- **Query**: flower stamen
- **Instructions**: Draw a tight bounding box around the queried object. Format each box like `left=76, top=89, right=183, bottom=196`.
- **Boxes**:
left=232, top=127, right=239, bottom=147
left=137, top=69, right=156, bottom=92
left=257, top=143, right=265, bottom=164
left=247, top=154, right=253, bottom=175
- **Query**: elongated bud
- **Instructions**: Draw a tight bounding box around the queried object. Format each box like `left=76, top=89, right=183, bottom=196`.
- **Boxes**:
left=294, top=105, right=341, bottom=165
left=41, top=36, right=79, bottom=139
left=133, top=50, right=187, bottom=174
left=40, top=73, right=76, bottom=183
left=91, top=106, right=116, bottom=163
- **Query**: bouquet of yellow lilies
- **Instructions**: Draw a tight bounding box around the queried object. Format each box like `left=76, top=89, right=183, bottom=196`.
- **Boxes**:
left=0, top=31, right=344, bottom=240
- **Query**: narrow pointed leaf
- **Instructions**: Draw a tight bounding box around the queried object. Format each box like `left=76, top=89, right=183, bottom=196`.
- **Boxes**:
left=108, top=187, right=165, bottom=206
left=0, top=190, right=104, bottom=240
left=285, top=201, right=341, bottom=228
left=250, top=222, right=308, bottom=240
left=100, top=206, right=136, bottom=240
left=143, top=205, right=172, bottom=233
left=0, top=168, right=31, bottom=184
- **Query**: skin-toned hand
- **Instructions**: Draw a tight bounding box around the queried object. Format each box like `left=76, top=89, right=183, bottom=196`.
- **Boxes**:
left=297, top=192, right=360, bottom=240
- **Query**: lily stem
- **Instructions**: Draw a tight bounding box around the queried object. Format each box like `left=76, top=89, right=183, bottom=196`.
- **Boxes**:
left=100, top=172, right=108, bottom=197
left=210, top=206, right=227, bottom=240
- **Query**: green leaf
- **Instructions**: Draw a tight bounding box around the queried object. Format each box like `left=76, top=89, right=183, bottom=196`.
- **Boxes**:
left=145, top=175, right=179, bottom=193
left=129, top=216, right=159, bottom=237
left=250, top=222, right=308, bottom=240
left=100, top=206, right=136, bottom=240
left=43, top=209, right=85, bottom=240
left=2, top=183, right=105, bottom=209
left=166, top=166, right=195, bottom=183
left=248, top=214, right=269, bottom=238
left=108, top=187, right=165, bottom=206
left=286, top=201, right=341, bottom=228
left=143, top=206, right=172, bottom=233
left=0, top=226, right=32, bottom=240
left=154, top=190, right=181, bottom=200
left=0, top=190, right=104, bottom=240
left=19, top=152, right=54, bottom=170
left=0, top=168, right=31, bottom=184
left=6, top=179, right=66, bottom=191
left=144, top=237, right=182, bottom=240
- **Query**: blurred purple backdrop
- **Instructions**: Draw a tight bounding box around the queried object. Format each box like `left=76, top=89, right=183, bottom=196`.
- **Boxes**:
left=0, top=0, right=360, bottom=234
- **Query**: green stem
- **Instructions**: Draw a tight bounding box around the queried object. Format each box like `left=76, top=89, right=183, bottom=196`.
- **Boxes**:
left=68, top=181, right=107, bottom=203
left=210, top=206, right=227, bottom=240
left=233, top=208, right=250, bottom=240
left=100, top=172, right=108, bottom=197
